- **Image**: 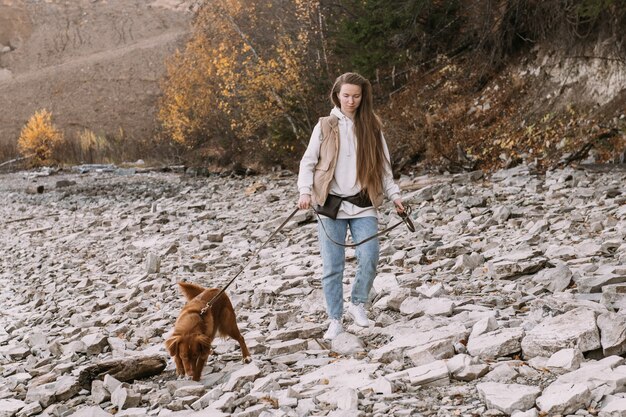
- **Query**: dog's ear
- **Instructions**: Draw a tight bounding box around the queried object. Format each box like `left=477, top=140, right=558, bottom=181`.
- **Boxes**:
left=178, top=281, right=206, bottom=301
left=164, top=335, right=180, bottom=356
left=196, top=334, right=213, bottom=355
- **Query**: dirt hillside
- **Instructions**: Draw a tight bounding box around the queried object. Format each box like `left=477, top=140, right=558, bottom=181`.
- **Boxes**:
left=0, top=0, right=194, bottom=153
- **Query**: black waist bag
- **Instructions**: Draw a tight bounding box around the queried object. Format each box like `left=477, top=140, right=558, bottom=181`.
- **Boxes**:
left=315, top=194, right=343, bottom=219
left=343, top=191, right=373, bottom=208
left=315, top=192, right=373, bottom=220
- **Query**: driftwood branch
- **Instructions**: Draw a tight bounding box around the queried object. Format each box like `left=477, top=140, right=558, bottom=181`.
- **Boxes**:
left=438, top=143, right=480, bottom=172
left=5, top=216, right=35, bottom=224
left=560, top=128, right=620, bottom=168
left=78, top=354, right=168, bottom=390
left=19, top=226, right=53, bottom=236
left=0, top=154, right=34, bottom=168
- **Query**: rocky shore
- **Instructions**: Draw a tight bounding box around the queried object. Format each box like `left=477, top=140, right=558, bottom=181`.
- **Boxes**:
left=0, top=164, right=625, bottom=417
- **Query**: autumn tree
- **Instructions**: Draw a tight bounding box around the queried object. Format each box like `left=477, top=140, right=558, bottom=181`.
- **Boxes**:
left=18, top=109, right=65, bottom=167
left=158, top=0, right=327, bottom=166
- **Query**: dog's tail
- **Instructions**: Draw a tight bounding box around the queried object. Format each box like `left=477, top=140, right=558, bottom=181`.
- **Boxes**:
left=178, top=281, right=206, bottom=301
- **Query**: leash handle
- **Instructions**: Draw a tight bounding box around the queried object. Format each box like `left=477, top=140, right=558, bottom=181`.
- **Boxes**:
left=200, top=207, right=300, bottom=314
left=315, top=204, right=414, bottom=248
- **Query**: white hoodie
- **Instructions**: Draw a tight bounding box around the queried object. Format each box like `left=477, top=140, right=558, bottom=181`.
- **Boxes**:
left=298, top=107, right=401, bottom=219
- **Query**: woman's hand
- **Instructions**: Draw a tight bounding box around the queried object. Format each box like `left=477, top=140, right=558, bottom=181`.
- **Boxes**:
left=298, top=194, right=312, bottom=210
left=393, top=198, right=404, bottom=214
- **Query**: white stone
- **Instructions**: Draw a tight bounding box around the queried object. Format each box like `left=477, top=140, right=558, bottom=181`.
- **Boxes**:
left=295, top=359, right=379, bottom=391
left=398, top=296, right=421, bottom=316
left=363, top=377, right=393, bottom=395
left=336, top=387, right=359, bottom=410
left=111, top=386, right=141, bottom=410
left=331, top=332, right=365, bottom=356
left=476, top=382, right=541, bottom=414
left=521, top=307, right=600, bottom=358
left=416, top=282, right=445, bottom=298
left=211, top=392, right=238, bottom=410
left=416, top=298, right=455, bottom=316
left=546, top=348, right=584, bottom=373
left=145, top=252, right=161, bottom=274
left=267, top=338, right=308, bottom=356
left=406, top=360, right=449, bottom=386
left=405, top=338, right=455, bottom=366
left=469, top=316, right=498, bottom=339
left=103, top=374, right=122, bottom=394
left=0, top=399, right=26, bottom=417
left=81, top=332, right=108, bottom=355
left=467, top=327, right=524, bottom=359
left=532, top=262, right=572, bottom=292
left=598, top=312, right=626, bottom=356
left=65, top=406, right=113, bottom=417
left=600, top=395, right=626, bottom=417
left=222, top=363, right=262, bottom=391
left=535, top=383, right=592, bottom=415
left=511, top=409, right=538, bottom=417
left=372, top=273, right=400, bottom=294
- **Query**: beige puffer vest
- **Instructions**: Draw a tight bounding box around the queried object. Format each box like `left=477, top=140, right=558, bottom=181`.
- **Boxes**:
left=311, top=115, right=339, bottom=206
left=312, top=115, right=384, bottom=208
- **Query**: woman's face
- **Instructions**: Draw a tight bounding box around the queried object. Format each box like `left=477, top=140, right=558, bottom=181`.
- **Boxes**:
left=338, top=83, right=362, bottom=117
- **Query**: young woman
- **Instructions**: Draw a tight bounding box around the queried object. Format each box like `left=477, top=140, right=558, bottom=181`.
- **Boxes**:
left=297, top=72, right=404, bottom=340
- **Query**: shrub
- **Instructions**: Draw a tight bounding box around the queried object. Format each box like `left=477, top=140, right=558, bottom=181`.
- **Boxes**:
left=17, top=109, right=65, bottom=167
left=76, top=129, right=114, bottom=163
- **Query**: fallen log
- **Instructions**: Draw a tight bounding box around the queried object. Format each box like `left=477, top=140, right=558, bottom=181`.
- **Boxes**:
left=5, top=216, right=35, bottom=224
left=559, top=128, right=620, bottom=168
left=0, top=154, right=34, bottom=168
left=19, top=226, right=53, bottom=236
left=78, top=354, right=168, bottom=389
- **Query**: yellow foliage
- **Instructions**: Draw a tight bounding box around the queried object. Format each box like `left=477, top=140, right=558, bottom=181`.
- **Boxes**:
left=17, top=109, right=65, bottom=166
left=157, top=0, right=321, bottom=162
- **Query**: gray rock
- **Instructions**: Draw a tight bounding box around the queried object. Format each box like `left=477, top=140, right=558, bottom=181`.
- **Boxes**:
left=25, top=383, right=57, bottom=408
left=65, top=406, right=112, bottom=417
left=268, top=339, right=308, bottom=356
left=467, top=327, right=524, bottom=359
left=90, top=380, right=110, bottom=404
left=1, top=167, right=625, bottom=417
left=521, top=307, right=601, bottom=358
left=476, top=382, right=541, bottom=414
left=406, top=360, right=449, bottom=386
left=222, top=363, right=261, bottom=391
left=15, top=402, right=42, bottom=417
left=532, top=262, right=572, bottom=293
left=331, top=332, right=365, bottom=356
left=0, top=399, right=26, bottom=417
left=535, top=383, right=591, bottom=415
left=545, top=348, right=584, bottom=374
left=600, top=395, right=626, bottom=417
left=111, top=386, right=141, bottom=410
left=406, top=337, right=456, bottom=366
left=598, top=312, right=626, bottom=356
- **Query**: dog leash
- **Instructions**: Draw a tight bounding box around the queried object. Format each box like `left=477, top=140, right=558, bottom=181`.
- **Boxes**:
left=200, top=207, right=300, bottom=315
left=200, top=204, right=415, bottom=314
left=314, top=204, right=414, bottom=248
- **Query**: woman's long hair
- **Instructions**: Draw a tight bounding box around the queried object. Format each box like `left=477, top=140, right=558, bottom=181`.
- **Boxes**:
left=331, top=72, right=385, bottom=205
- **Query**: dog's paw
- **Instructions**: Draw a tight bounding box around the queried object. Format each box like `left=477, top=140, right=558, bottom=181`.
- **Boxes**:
left=243, top=356, right=252, bottom=364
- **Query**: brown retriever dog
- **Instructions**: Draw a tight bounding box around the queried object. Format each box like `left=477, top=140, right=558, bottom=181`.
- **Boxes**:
left=165, top=281, right=251, bottom=381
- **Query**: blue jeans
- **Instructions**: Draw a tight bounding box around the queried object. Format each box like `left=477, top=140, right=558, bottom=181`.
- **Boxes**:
left=318, top=216, right=380, bottom=320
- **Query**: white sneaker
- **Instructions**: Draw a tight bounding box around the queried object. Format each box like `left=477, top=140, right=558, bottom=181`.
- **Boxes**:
left=323, top=319, right=343, bottom=340
left=347, top=303, right=370, bottom=327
